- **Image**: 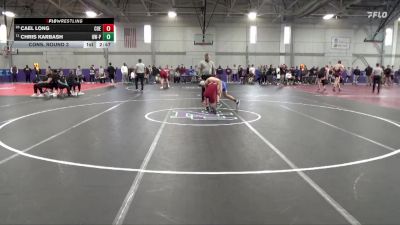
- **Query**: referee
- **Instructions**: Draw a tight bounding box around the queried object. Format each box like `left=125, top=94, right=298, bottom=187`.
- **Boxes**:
left=198, top=53, right=216, bottom=101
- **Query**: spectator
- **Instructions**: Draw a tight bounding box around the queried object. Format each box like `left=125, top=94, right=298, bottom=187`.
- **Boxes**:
left=384, top=65, right=392, bottom=86
left=365, top=65, right=373, bottom=86
left=10, top=65, right=18, bottom=82
left=107, top=63, right=116, bottom=84
left=226, top=66, right=232, bottom=83
left=151, top=65, right=159, bottom=84
left=345, top=67, right=352, bottom=83
left=99, top=66, right=106, bottom=83
left=353, top=66, right=361, bottom=85
left=232, top=64, right=238, bottom=82
left=76, top=65, right=83, bottom=83
left=121, top=63, right=129, bottom=84
left=24, top=65, right=32, bottom=83
left=216, top=65, right=224, bottom=80
left=89, top=65, right=96, bottom=83
left=66, top=70, right=84, bottom=96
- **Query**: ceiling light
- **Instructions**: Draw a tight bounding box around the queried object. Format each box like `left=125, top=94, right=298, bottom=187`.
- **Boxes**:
left=323, top=14, right=334, bottom=20
left=85, top=11, right=97, bottom=18
left=2, top=11, right=15, bottom=17
left=248, top=12, right=257, bottom=20
left=168, top=11, right=177, bottom=18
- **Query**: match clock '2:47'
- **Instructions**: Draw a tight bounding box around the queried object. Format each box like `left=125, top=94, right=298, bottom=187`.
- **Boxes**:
left=102, top=24, right=114, bottom=41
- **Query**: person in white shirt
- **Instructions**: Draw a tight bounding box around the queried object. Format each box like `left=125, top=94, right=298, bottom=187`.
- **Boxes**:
left=199, top=53, right=216, bottom=102
left=232, top=64, right=238, bottom=82
left=121, top=63, right=129, bottom=84
left=372, top=63, right=383, bottom=94
left=98, top=66, right=105, bottom=83
left=76, top=65, right=83, bottom=83
left=134, top=59, right=145, bottom=92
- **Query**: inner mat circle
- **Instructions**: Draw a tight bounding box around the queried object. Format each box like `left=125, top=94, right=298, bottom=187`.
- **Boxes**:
left=145, top=107, right=262, bottom=126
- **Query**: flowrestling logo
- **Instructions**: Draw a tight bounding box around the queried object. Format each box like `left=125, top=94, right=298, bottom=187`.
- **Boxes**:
left=367, top=11, right=387, bottom=19
left=170, top=110, right=238, bottom=121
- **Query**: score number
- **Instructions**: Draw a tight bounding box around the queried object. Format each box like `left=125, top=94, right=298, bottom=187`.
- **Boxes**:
left=102, top=24, right=114, bottom=41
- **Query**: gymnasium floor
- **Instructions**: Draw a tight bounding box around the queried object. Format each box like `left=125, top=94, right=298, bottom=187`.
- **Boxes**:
left=0, top=83, right=399, bottom=225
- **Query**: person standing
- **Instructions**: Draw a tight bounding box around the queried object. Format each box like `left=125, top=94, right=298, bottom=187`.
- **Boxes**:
left=372, top=63, right=383, bottom=94
left=384, top=65, right=392, bottom=86
left=10, top=65, right=18, bottom=82
left=151, top=65, right=159, bottom=84
left=121, top=63, right=129, bottom=84
left=76, top=65, right=83, bottom=83
left=216, top=65, right=224, bottom=80
left=107, top=63, right=116, bottom=84
left=99, top=66, right=105, bottom=83
left=226, top=66, right=232, bottom=83
left=353, top=66, right=361, bottom=85
left=199, top=53, right=216, bottom=101
left=365, top=65, right=373, bottom=86
left=134, top=59, right=145, bottom=92
left=179, top=64, right=186, bottom=83
left=23, top=65, right=32, bottom=83
left=345, top=67, right=352, bottom=84
left=89, top=65, right=95, bottom=83
left=232, top=64, right=238, bottom=82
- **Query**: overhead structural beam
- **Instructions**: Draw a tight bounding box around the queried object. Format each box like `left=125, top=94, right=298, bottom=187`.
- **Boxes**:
left=47, top=0, right=74, bottom=16
left=109, top=0, right=131, bottom=19
left=140, top=0, right=151, bottom=16
left=227, top=0, right=237, bottom=16
left=286, top=0, right=299, bottom=11
left=78, top=0, right=91, bottom=9
left=336, top=0, right=363, bottom=15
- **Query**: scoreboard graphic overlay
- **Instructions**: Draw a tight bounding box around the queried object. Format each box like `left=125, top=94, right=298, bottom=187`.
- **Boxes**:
left=13, top=18, right=114, bottom=48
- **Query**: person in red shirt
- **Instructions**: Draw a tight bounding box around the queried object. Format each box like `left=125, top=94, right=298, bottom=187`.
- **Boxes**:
left=203, top=80, right=220, bottom=114
left=159, top=66, right=170, bottom=89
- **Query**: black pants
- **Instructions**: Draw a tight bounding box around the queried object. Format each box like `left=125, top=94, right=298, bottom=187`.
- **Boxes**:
left=33, top=82, right=52, bottom=94
left=89, top=75, right=95, bottom=82
left=174, top=76, right=180, bottom=83
left=109, top=74, right=115, bottom=83
left=68, top=82, right=81, bottom=92
left=12, top=73, right=17, bottom=82
left=259, top=75, right=267, bottom=84
left=58, top=83, right=71, bottom=96
left=25, top=73, right=31, bottom=82
left=135, top=73, right=144, bottom=90
left=372, top=76, right=381, bottom=93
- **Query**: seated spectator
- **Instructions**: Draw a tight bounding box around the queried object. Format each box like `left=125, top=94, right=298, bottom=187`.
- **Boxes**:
left=99, top=66, right=106, bottom=83
left=67, top=70, right=84, bottom=96
left=56, top=70, right=72, bottom=97
left=32, top=70, right=57, bottom=97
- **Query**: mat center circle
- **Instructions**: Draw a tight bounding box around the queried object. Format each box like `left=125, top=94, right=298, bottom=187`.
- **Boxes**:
left=145, top=107, right=261, bottom=126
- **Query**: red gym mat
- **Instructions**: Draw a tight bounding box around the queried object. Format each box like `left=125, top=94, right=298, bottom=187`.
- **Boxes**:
left=0, top=83, right=112, bottom=96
